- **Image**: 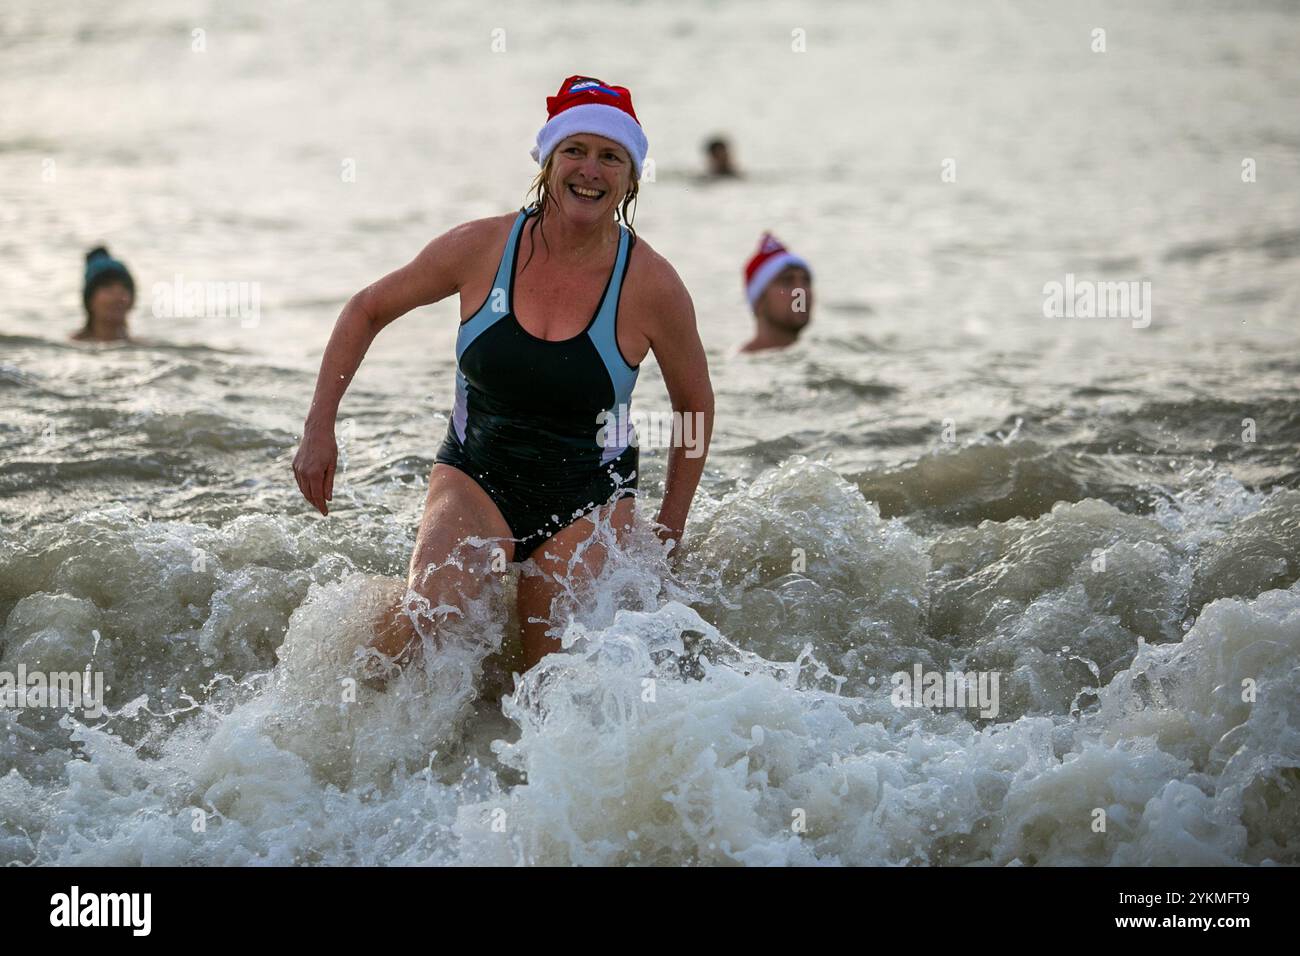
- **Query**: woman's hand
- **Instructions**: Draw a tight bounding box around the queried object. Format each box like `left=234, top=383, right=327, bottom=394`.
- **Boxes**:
left=652, top=518, right=683, bottom=562
left=293, top=423, right=338, bottom=516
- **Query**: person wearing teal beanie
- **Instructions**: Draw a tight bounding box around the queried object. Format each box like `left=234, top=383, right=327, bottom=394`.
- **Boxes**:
left=72, top=246, right=136, bottom=342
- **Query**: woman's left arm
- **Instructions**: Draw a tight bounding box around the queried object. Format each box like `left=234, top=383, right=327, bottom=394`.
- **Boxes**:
left=645, top=261, right=714, bottom=550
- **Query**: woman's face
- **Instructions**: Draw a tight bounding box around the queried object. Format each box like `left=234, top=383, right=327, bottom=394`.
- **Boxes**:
left=89, top=279, right=134, bottom=332
left=549, top=134, right=634, bottom=226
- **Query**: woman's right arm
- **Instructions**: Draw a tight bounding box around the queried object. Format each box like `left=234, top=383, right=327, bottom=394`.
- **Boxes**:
left=292, top=220, right=491, bottom=515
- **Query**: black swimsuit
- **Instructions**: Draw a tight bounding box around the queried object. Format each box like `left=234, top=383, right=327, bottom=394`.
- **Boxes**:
left=435, top=204, right=640, bottom=562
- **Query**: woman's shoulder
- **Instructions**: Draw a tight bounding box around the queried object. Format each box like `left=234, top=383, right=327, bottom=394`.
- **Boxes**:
left=623, top=231, right=670, bottom=281
left=444, top=210, right=519, bottom=249
left=625, top=232, right=690, bottom=303
left=420, top=211, right=521, bottom=279
left=621, top=232, right=696, bottom=339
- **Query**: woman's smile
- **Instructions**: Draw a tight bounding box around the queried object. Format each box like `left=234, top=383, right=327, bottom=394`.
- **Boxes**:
left=567, top=182, right=606, bottom=203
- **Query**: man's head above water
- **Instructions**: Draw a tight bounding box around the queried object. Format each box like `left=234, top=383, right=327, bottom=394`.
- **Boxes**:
left=741, top=232, right=813, bottom=353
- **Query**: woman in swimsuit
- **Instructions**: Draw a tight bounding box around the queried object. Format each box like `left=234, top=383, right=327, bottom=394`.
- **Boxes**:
left=293, top=75, right=714, bottom=673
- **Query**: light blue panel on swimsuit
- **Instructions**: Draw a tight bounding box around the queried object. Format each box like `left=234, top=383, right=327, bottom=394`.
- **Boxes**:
left=586, top=223, right=639, bottom=408
left=588, top=223, right=640, bottom=465
left=451, top=208, right=529, bottom=443
left=451, top=368, right=469, bottom=443
left=455, top=208, right=530, bottom=361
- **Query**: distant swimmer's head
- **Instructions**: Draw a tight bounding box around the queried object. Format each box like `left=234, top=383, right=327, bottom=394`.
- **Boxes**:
left=704, top=136, right=738, bottom=178
left=528, top=75, right=647, bottom=230
left=742, top=233, right=813, bottom=352
left=77, top=246, right=135, bottom=342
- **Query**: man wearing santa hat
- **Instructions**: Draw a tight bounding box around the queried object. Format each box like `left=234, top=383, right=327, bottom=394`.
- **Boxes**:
left=740, top=232, right=814, bottom=353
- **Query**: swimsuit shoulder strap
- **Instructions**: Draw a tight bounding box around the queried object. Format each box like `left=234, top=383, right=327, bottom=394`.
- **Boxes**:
left=496, top=205, right=534, bottom=314
left=587, top=222, right=638, bottom=404
left=457, top=207, right=532, bottom=357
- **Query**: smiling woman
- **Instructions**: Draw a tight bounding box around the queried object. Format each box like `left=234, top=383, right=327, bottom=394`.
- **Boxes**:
left=293, top=73, right=714, bottom=677
left=520, top=131, right=642, bottom=272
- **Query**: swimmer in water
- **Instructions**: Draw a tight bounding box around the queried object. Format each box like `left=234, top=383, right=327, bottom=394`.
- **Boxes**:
left=71, top=247, right=136, bottom=343
left=703, top=136, right=740, bottom=179
left=293, top=74, right=714, bottom=675
left=739, top=233, right=813, bottom=353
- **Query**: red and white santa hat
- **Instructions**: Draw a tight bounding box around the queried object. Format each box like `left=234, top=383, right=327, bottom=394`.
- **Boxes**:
left=531, top=75, right=649, bottom=179
left=744, top=232, right=812, bottom=308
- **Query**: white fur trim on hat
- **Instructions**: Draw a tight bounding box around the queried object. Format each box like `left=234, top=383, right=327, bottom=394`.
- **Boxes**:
left=530, top=103, right=648, bottom=179
left=746, top=252, right=811, bottom=308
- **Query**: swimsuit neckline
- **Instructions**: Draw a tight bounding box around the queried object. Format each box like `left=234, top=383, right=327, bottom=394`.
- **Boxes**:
left=508, top=210, right=625, bottom=346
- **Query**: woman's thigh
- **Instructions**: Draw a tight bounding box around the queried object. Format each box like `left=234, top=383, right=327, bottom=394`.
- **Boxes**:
left=515, top=495, right=638, bottom=670
left=370, top=463, right=515, bottom=659
left=407, top=464, right=515, bottom=587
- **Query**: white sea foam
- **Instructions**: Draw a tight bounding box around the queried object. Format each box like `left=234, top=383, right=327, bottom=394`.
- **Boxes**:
left=4, top=458, right=1297, bottom=865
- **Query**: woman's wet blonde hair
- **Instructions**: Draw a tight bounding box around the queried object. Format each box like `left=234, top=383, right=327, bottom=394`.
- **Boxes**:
left=519, top=146, right=638, bottom=274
